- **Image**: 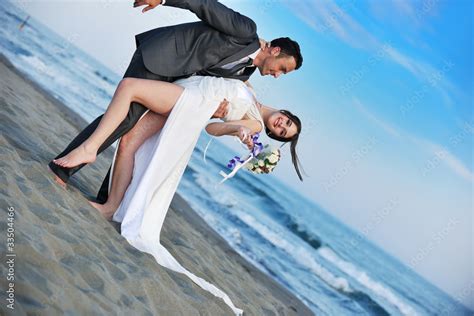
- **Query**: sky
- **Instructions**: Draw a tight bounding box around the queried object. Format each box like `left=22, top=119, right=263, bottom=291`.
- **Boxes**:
left=20, top=0, right=473, bottom=309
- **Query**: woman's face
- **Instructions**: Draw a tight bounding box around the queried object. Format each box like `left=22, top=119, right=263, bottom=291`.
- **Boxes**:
left=267, top=111, right=298, bottom=139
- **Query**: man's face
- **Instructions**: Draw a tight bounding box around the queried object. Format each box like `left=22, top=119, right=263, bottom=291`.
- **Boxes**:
left=257, top=47, right=297, bottom=78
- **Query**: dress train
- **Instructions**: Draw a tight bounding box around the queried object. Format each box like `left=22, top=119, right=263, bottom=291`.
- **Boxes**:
left=110, top=83, right=244, bottom=315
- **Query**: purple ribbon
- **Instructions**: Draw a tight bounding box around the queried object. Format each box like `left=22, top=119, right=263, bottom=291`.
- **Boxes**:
left=227, top=156, right=246, bottom=169
left=227, top=133, right=264, bottom=169
left=251, top=133, right=264, bottom=157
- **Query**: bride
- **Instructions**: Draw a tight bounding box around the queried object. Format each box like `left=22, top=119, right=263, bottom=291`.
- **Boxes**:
left=53, top=75, right=303, bottom=315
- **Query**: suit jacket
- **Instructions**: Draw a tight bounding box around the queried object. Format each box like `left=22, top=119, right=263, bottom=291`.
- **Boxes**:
left=135, top=0, right=260, bottom=81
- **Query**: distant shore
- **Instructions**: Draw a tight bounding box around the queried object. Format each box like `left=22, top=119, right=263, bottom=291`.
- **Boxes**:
left=0, top=53, right=313, bottom=315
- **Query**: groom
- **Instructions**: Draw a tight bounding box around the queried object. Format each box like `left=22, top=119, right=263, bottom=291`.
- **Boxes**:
left=49, top=0, right=303, bottom=202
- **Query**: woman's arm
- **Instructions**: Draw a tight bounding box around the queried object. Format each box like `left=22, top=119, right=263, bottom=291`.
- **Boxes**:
left=206, top=119, right=261, bottom=136
left=205, top=119, right=262, bottom=149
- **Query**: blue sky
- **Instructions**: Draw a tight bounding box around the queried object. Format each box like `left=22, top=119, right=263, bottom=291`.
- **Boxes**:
left=22, top=0, right=472, bottom=309
left=229, top=3, right=472, bottom=307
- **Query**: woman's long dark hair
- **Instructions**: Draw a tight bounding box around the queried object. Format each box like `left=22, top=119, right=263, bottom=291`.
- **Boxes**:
left=265, top=110, right=304, bottom=181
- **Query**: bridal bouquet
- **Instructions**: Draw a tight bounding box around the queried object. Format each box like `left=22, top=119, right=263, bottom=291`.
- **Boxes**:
left=244, top=145, right=281, bottom=174
left=225, top=134, right=281, bottom=179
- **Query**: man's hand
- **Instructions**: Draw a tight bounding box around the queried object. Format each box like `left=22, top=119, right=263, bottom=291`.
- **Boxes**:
left=133, top=0, right=162, bottom=13
left=211, top=99, right=229, bottom=119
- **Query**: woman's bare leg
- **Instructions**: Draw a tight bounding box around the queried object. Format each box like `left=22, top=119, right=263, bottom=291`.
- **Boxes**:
left=89, top=111, right=167, bottom=219
left=53, top=78, right=183, bottom=168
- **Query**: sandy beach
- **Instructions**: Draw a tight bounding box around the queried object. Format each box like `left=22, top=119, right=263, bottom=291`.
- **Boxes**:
left=0, top=54, right=313, bottom=315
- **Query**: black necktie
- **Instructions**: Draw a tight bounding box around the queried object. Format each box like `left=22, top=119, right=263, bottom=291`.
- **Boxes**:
left=234, top=57, right=254, bottom=73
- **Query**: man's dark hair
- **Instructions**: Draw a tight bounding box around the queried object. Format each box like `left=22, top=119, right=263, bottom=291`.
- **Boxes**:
left=270, top=37, right=303, bottom=70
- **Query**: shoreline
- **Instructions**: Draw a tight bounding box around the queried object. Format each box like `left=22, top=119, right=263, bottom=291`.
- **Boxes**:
left=0, top=53, right=313, bottom=315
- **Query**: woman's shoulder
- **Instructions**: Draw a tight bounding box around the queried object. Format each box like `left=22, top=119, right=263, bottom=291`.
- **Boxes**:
left=245, top=101, right=265, bottom=130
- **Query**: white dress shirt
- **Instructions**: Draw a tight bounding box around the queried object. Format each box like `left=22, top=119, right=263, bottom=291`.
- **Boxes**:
left=220, top=49, right=260, bottom=75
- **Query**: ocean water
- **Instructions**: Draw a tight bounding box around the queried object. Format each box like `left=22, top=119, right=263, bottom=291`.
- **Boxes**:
left=1, top=2, right=471, bottom=315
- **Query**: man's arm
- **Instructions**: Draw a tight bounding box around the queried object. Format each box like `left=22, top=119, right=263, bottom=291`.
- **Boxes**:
left=135, top=0, right=257, bottom=39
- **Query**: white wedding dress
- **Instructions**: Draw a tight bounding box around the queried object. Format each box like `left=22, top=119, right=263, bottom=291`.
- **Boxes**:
left=111, top=76, right=264, bottom=315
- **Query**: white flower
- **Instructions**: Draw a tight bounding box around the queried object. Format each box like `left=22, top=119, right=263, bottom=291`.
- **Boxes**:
left=243, top=146, right=281, bottom=175
left=268, top=154, right=278, bottom=164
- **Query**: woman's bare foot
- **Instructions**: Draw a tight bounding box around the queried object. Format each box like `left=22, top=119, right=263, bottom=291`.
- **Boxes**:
left=53, top=144, right=97, bottom=168
left=89, top=200, right=117, bottom=221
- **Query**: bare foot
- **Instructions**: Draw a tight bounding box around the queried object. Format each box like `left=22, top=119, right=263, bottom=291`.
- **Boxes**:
left=89, top=200, right=117, bottom=221
left=52, top=144, right=97, bottom=168
left=47, top=165, right=67, bottom=189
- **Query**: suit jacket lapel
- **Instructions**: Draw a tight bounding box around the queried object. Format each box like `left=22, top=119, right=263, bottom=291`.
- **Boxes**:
left=196, top=39, right=259, bottom=80
left=213, top=39, right=260, bottom=68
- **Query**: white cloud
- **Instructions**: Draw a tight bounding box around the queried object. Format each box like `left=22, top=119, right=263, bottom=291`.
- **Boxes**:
left=434, top=146, right=473, bottom=181
left=370, top=0, right=441, bottom=29
left=351, top=97, right=473, bottom=182
left=285, top=0, right=459, bottom=110
left=408, top=134, right=474, bottom=182
left=352, top=97, right=401, bottom=137
left=288, top=0, right=470, bottom=179
left=392, top=0, right=417, bottom=16
left=286, top=0, right=378, bottom=49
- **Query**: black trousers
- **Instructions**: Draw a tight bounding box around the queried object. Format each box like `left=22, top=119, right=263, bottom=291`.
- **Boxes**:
left=49, top=48, right=173, bottom=203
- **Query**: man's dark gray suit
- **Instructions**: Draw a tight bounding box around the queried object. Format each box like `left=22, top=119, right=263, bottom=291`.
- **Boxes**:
left=49, top=0, right=260, bottom=202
